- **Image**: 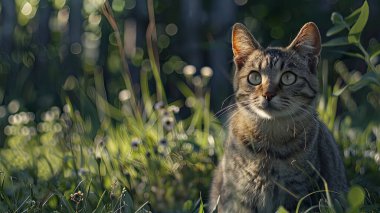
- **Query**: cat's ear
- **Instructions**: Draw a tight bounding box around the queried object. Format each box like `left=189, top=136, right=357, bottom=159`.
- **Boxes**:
left=287, top=22, right=321, bottom=57
left=232, top=23, right=261, bottom=69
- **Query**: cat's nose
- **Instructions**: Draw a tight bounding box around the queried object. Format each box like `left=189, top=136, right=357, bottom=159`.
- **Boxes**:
left=263, top=92, right=276, bottom=101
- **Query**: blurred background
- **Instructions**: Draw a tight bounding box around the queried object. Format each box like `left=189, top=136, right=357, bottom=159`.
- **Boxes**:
left=0, top=0, right=380, bottom=212
left=1, top=0, right=379, bottom=124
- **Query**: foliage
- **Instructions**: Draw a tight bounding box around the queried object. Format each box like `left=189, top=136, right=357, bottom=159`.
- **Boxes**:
left=317, top=1, right=380, bottom=212
left=0, top=1, right=224, bottom=212
left=0, top=47, right=223, bottom=212
left=0, top=0, right=379, bottom=212
left=324, top=0, right=380, bottom=95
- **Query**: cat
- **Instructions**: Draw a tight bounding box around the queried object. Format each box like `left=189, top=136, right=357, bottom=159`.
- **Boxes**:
left=208, top=22, right=348, bottom=213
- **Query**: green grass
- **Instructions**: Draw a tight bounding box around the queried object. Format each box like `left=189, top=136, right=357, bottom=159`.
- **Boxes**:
left=1, top=1, right=380, bottom=212
left=0, top=75, right=225, bottom=212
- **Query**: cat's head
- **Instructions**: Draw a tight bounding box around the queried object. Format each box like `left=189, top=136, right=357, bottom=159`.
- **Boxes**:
left=232, top=22, right=321, bottom=120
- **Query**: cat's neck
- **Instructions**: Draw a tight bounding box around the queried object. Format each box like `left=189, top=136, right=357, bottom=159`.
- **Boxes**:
left=229, top=108, right=318, bottom=146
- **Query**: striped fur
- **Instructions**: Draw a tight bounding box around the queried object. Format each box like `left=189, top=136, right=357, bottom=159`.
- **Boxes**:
left=209, top=23, right=347, bottom=212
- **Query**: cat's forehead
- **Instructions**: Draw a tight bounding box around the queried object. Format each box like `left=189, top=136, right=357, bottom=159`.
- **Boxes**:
left=248, top=48, right=296, bottom=71
left=264, top=48, right=288, bottom=58
left=258, top=48, right=292, bottom=63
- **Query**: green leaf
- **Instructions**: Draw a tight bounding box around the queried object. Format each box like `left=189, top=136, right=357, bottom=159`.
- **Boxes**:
left=344, top=7, right=361, bottom=26
left=350, top=72, right=380, bottom=92
left=121, top=190, right=134, bottom=213
left=93, top=191, right=107, bottom=213
left=183, top=200, right=193, bottom=211
left=135, top=201, right=152, bottom=213
left=333, top=85, right=349, bottom=96
left=370, top=46, right=380, bottom=61
left=322, top=37, right=349, bottom=47
left=331, top=12, right=344, bottom=24
left=177, top=81, right=196, bottom=97
left=332, top=51, right=365, bottom=60
left=191, top=198, right=202, bottom=213
left=198, top=198, right=204, bottom=213
left=347, top=186, right=365, bottom=208
left=276, top=206, right=289, bottom=213
left=334, top=72, right=380, bottom=96
left=348, top=1, right=369, bottom=44
left=326, top=24, right=346, bottom=37
left=0, top=189, right=14, bottom=211
left=54, top=190, right=75, bottom=213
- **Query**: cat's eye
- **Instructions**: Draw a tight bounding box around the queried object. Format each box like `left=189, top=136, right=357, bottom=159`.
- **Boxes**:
left=247, top=71, right=262, bottom=85
left=281, top=71, right=297, bottom=85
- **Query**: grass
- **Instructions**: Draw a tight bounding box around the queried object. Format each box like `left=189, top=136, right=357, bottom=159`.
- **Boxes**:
left=1, top=0, right=380, bottom=212
left=0, top=71, right=224, bottom=212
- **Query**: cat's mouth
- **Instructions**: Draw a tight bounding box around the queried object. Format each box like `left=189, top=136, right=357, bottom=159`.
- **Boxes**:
left=259, top=100, right=279, bottom=111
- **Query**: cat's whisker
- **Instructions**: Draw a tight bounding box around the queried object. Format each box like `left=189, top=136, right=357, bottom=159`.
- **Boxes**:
left=287, top=107, right=308, bottom=149
left=215, top=100, right=238, bottom=117
left=220, top=93, right=236, bottom=110
left=291, top=106, right=319, bottom=151
left=215, top=100, right=252, bottom=118
left=295, top=106, right=318, bottom=123
left=215, top=103, right=238, bottom=118
left=223, top=115, right=239, bottom=130
left=215, top=103, right=251, bottom=139
left=280, top=99, right=318, bottom=122
left=223, top=106, right=245, bottom=129
left=223, top=100, right=258, bottom=129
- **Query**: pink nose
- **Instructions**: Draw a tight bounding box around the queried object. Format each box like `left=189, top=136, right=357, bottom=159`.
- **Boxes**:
left=263, top=92, right=276, bottom=101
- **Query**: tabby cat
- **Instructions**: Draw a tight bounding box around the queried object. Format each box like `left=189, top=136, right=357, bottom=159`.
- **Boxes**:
left=209, top=22, right=347, bottom=212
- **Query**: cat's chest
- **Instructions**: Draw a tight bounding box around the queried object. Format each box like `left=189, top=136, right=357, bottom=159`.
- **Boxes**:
left=223, top=151, right=312, bottom=209
left=225, top=154, right=303, bottom=187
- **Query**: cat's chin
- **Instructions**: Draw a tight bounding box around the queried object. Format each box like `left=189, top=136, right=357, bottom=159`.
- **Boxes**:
left=250, top=105, right=292, bottom=120
left=250, top=106, right=274, bottom=120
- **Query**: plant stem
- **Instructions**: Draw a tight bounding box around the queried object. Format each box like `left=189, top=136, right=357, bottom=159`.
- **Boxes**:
left=342, top=19, right=377, bottom=72
left=146, top=0, right=166, bottom=103
left=357, top=42, right=377, bottom=72
left=102, top=1, right=144, bottom=126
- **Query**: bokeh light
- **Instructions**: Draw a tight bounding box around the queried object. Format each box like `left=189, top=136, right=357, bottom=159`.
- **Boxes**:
left=118, top=89, right=131, bottom=102
left=165, top=23, right=178, bottom=36
left=70, top=42, right=82, bottom=55
left=112, top=0, right=125, bottom=12
left=234, top=0, right=248, bottom=6
left=21, top=2, right=33, bottom=16
left=200, top=66, right=213, bottom=78
left=183, top=65, right=196, bottom=76
left=7, top=100, right=20, bottom=114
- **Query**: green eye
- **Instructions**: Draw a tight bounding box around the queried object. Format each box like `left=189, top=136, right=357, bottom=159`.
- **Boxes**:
left=247, top=71, right=262, bottom=85
left=281, top=71, right=297, bottom=85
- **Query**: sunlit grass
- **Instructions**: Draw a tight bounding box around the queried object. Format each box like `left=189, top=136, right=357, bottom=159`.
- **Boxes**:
left=1, top=0, right=380, bottom=212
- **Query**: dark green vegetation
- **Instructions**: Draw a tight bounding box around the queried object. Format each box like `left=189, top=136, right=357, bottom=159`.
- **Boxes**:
left=0, top=0, right=379, bottom=212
